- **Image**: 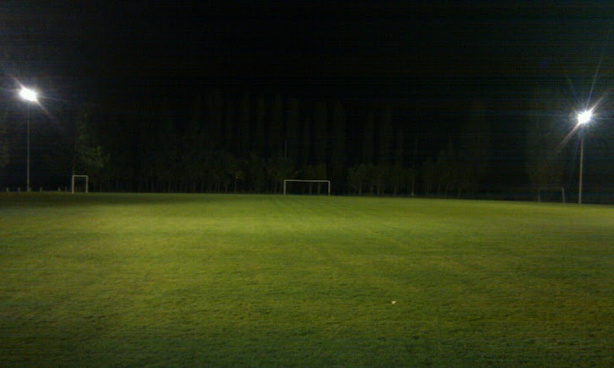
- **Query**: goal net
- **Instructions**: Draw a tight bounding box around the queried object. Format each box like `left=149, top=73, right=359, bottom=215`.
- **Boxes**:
left=538, top=186, right=565, bottom=203
left=283, top=179, right=331, bottom=195
left=71, top=175, right=89, bottom=194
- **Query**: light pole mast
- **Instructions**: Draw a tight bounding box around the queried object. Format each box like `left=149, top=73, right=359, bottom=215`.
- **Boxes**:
left=19, top=87, right=39, bottom=192
left=576, top=109, right=592, bottom=205
left=578, top=128, right=585, bottom=204
left=26, top=107, right=30, bottom=192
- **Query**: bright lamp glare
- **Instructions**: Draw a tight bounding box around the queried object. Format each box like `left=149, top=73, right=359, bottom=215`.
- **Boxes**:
left=19, top=87, right=38, bottom=102
left=577, top=110, right=592, bottom=125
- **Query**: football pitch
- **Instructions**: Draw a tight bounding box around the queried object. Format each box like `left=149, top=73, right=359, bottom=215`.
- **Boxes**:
left=1, top=193, right=613, bottom=367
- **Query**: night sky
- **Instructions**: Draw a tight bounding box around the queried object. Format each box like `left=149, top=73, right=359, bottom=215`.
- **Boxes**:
left=1, top=1, right=614, bottom=195
left=3, top=2, right=612, bottom=104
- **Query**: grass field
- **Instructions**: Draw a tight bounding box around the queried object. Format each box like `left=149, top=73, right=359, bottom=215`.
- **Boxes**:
left=1, top=193, right=613, bottom=367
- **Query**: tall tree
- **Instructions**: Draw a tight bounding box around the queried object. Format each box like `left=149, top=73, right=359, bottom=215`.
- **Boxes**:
left=248, top=152, right=267, bottom=193
left=73, top=105, right=109, bottom=187
left=254, top=96, right=267, bottom=156
left=208, top=91, right=223, bottom=151
left=313, top=101, right=328, bottom=165
left=459, top=100, right=491, bottom=196
left=378, top=106, right=393, bottom=165
left=285, top=98, right=300, bottom=163
left=0, top=107, right=9, bottom=171
left=301, top=117, right=312, bottom=165
left=363, top=112, right=375, bottom=165
left=239, top=94, right=251, bottom=154
left=153, top=102, right=179, bottom=192
left=410, top=136, right=418, bottom=196
left=224, top=101, right=235, bottom=152
left=267, top=154, right=296, bottom=193
left=525, top=90, right=568, bottom=192
left=184, top=97, right=209, bottom=192
left=347, top=164, right=368, bottom=195
left=395, top=126, right=405, bottom=167
left=331, top=102, right=346, bottom=186
left=423, top=157, right=435, bottom=196
left=270, top=96, right=284, bottom=158
left=392, top=126, right=408, bottom=196
left=140, top=101, right=159, bottom=191
left=588, top=123, right=614, bottom=202
left=434, top=137, right=458, bottom=197
left=305, top=163, right=327, bottom=194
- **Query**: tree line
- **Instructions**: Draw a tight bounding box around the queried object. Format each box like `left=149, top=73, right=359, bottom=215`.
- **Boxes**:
left=1, top=89, right=613, bottom=201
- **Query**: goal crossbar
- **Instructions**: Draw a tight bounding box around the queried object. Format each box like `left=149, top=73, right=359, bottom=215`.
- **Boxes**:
left=283, top=179, right=331, bottom=195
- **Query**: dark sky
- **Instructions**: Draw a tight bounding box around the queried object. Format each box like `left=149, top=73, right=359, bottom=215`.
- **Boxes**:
left=2, top=1, right=614, bottom=126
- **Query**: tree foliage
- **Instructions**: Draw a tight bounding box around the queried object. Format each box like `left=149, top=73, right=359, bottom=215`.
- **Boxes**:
left=0, top=108, right=9, bottom=170
left=458, top=100, right=491, bottom=196
left=73, top=106, right=109, bottom=183
left=525, top=90, right=568, bottom=189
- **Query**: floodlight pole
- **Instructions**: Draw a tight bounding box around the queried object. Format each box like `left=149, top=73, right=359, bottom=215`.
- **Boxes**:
left=26, top=107, right=31, bottom=192
left=578, top=127, right=585, bottom=204
left=19, top=87, right=39, bottom=192
left=575, top=109, right=591, bottom=205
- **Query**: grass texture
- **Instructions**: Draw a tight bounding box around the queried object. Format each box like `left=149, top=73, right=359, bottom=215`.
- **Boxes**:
left=1, top=193, right=613, bottom=367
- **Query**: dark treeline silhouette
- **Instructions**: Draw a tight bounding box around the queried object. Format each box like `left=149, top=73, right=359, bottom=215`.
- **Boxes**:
left=90, top=93, right=428, bottom=195
left=1, top=89, right=614, bottom=202
left=88, top=92, right=495, bottom=197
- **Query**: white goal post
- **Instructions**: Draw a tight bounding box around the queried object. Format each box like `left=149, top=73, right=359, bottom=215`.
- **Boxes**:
left=538, top=186, right=565, bottom=203
left=283, top=179, right=331, bottom=195
left=71, top=175, right=89, bottom=194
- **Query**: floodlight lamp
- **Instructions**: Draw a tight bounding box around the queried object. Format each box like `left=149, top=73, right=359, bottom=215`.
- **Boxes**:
left=19, top=87, right=38, bottom=103
left=577, top=110, right=592, bottom=126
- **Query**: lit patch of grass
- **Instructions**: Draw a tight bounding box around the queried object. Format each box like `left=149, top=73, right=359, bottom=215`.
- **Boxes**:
left=1, top=193, right=613, bottom=366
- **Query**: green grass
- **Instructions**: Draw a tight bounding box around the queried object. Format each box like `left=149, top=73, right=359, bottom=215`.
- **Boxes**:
left=1, top=193, right=613, bottom=367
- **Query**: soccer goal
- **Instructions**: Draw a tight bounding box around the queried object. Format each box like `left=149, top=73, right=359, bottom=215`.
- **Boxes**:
left=283, top=179, right=331, bottom=195
left=71, top=175, right=89, bottom=194
left=538, top=186, right=565, bottom=203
